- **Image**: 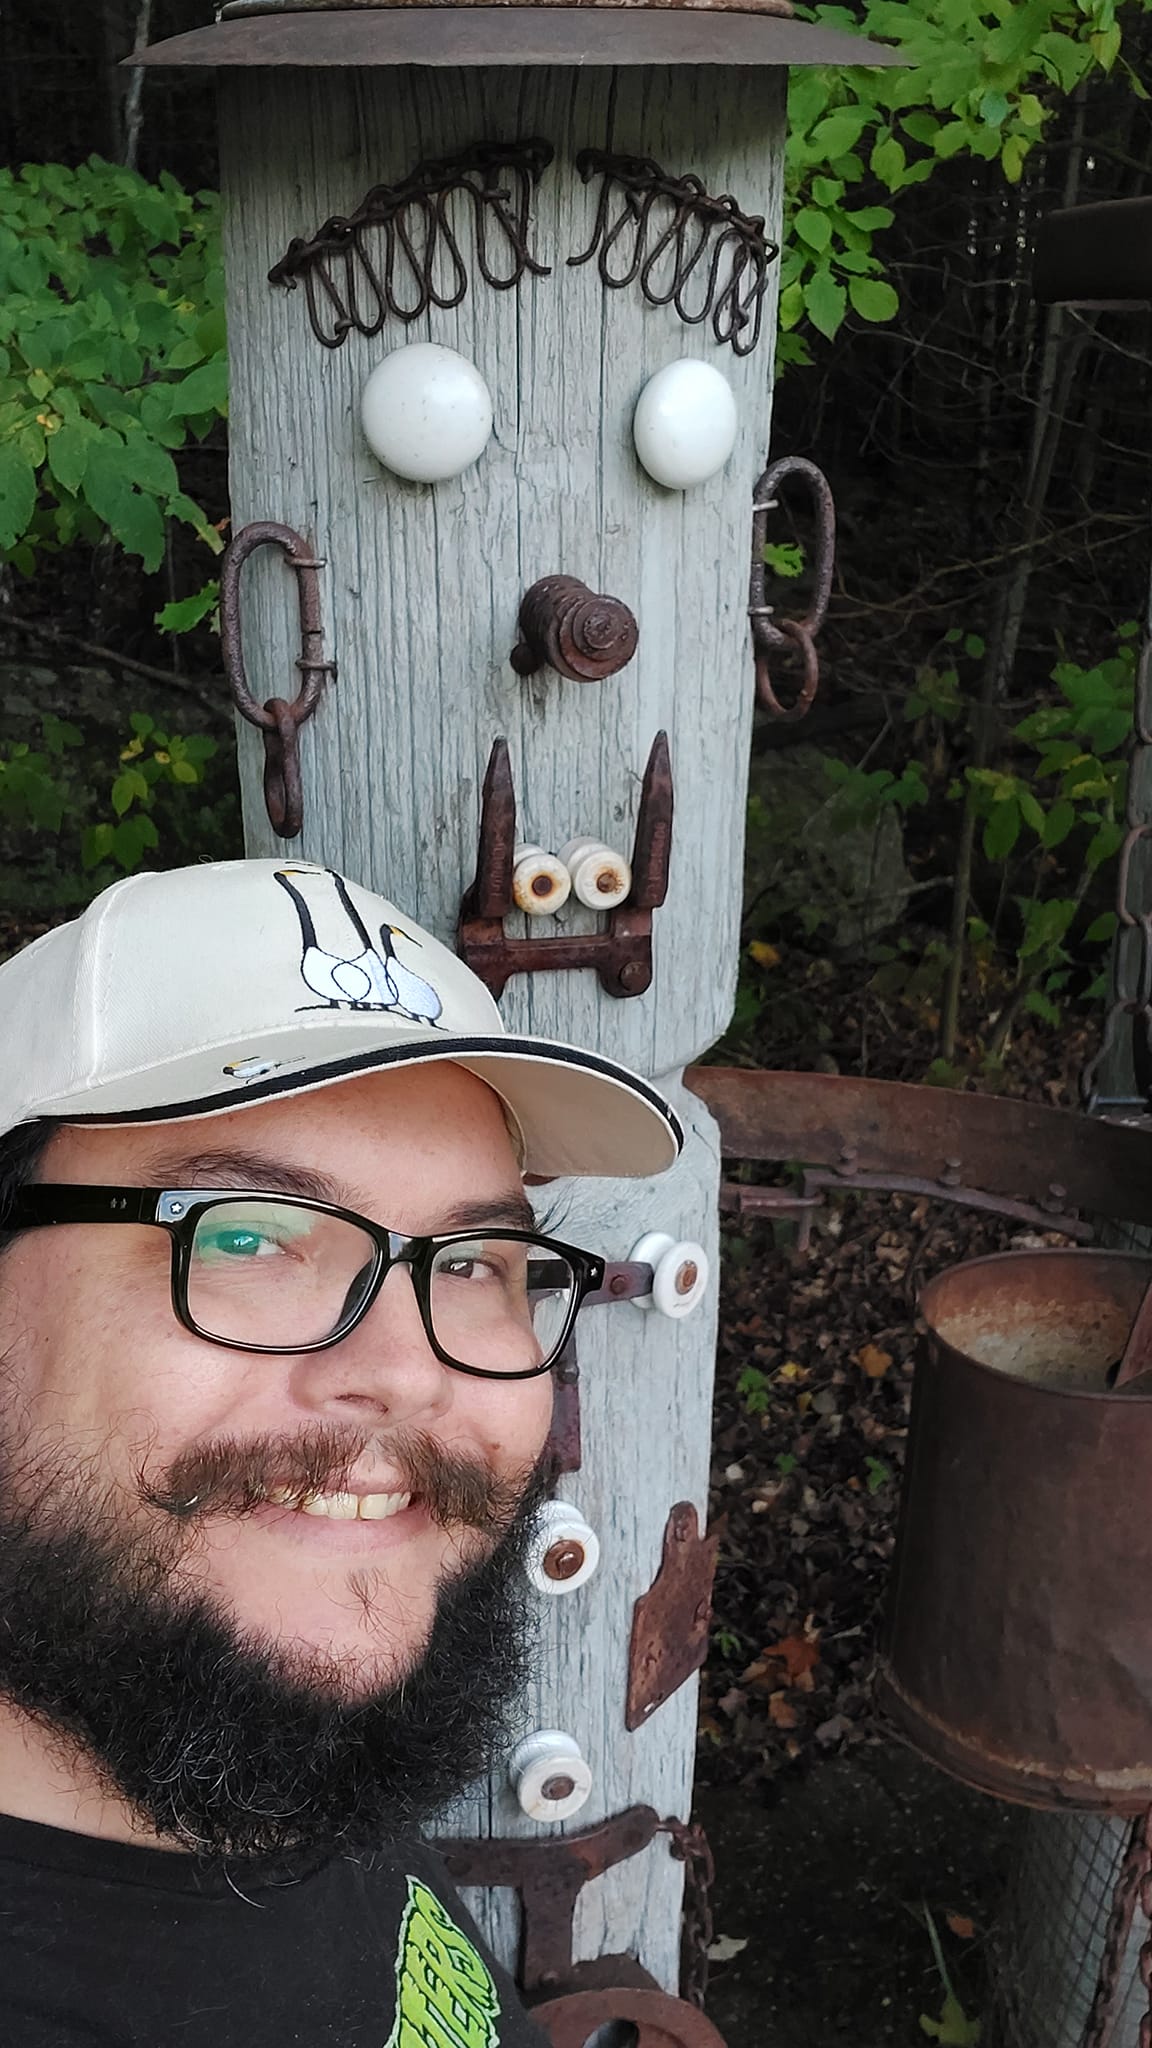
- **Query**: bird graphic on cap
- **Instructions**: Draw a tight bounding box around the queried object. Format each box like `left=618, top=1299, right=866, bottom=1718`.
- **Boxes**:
left=273, top=867, right=441, bottom=1026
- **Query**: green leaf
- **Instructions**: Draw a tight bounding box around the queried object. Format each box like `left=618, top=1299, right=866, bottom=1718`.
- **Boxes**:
left=846, top=205, right=895, bottom=233
left=1001, top=135, right=1028, bottom=184
left=0, top=443, right=37, bottom=550
left=933, top=121, right=972, bottom=160
left=983, top=797, right=1021, bottom=861
left=778, top=279, right=805, bottom=331
left=809, top=109, right=871, bottom=159
left=82, top=821, right=116, bottom=870
left=1085, top=912, right=1118, bottom=944
left=803, top=268, right=847, bottom=341
left=794, top=206, right=832, bottom=253
left=110, top=767, right=149, bottom=816
left=1017, top=788, right=1045, bottom=833
left=1024, top=989, right=1062, bottom=1027
left=1040, top=799, right=1076, bottom=848
left=979, top=89, right=1009, bottom=129
left=154, top=580, right=219, bottom=634
left=46, top=419, right=91, bottom=495
left=849, top=277, right=899, bottom=322
left=870, top=134, right=907, bottom=189
left=165, top=355, right=228, bottom=418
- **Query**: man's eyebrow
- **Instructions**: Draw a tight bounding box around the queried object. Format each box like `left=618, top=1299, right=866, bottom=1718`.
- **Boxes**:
left=139, top=1151, right=536, bottom=1233
left=139, top=1148, right=348, bottom=1208
left=436, top=1196, right=538, bottom=1234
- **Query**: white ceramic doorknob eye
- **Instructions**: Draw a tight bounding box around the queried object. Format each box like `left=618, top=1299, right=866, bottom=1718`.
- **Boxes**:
left=526, top=1500, right=601, bottom=1595
left=512, top=843, right=572, bottom=917
left=632, top=357, right=738, bottom=490
left=558, top=838, right=632, bottom=912
left=508, top=1731, right=593, bottom=1821
left=360, top=342, right=494, bottom=483
left=629, top=1232, right=710, bottom=1319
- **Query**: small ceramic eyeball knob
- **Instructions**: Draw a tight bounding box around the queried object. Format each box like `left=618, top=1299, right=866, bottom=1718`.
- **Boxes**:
left=360, top=342, right=494, bottom=483
left=512, top=843, right=572, bottom=917
left=558, top=838, right=632, bottom=912
left=628, top=1232, right=711, bottom=1319
left=525, top=1500, right=601, bottom=1596
left=508, top=1731, right=593, bottom=1822
left=633, top=357, right=738, bottom=490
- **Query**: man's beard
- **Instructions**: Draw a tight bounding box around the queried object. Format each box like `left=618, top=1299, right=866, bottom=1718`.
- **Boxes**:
left=0, top=1418, right=550, bottom=1861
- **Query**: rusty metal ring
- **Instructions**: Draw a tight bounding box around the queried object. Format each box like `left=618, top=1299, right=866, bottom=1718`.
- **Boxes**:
left=755, top=616, right=820, bottom=722
left=749, top=453, right=836, bottom=651
left=261, top=697, right=304, bottom=841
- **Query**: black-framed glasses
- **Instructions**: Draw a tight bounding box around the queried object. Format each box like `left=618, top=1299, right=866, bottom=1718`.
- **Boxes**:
left=5, top=1186, right=606, bottom=1381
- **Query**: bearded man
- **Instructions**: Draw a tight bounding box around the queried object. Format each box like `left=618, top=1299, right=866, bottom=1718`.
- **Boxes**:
left=0, top=858, right=680, bottom=2046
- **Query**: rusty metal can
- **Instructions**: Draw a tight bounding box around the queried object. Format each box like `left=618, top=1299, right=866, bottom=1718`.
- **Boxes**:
left=877, top=1248, right=1152, bottom=1813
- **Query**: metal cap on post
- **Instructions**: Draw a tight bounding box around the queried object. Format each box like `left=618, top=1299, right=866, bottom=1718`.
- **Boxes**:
left=132, top=0, right=906, bottom=67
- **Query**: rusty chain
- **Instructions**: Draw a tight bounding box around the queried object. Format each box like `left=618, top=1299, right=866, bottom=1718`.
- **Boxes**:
left=1082, top=1804, right=1152, bottom=2048
left=658, top=1817, right=715, bottom=2011
left=218, top=521, right=336, bottom=841
left=1081, top=607, right=1152, bottom=1113
left=749, top=456, right=836, bottom=721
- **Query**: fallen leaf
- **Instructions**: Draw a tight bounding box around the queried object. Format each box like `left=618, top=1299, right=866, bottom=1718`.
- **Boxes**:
left=706, top=1935, right=750, bottom=1962
left=856, top=1343, right=893, bottom=1379
left=777, top=1360, right=808, bottom=1383
left=748, top=940, right=781, bottom=969
left=946, top=1914, right=976, bottom=1942
left=761, top=1630, right=822, bottom=1685
left=919, top=1994, right=981, bottom=2044
left=768, top=1691, right=798, bottom=1728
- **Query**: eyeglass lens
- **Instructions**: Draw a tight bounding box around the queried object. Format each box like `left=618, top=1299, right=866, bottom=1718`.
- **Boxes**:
left=187, top=1200, right=577, bottom=1370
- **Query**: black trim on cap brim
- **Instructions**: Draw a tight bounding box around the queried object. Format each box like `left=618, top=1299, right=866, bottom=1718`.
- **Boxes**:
left=41, top=1033, right=684, bottom=1171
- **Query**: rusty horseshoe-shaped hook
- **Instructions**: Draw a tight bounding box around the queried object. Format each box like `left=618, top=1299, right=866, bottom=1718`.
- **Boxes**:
left=219, top=520, right=336, bottom=839
left=748, top=456, right=835, bottom=723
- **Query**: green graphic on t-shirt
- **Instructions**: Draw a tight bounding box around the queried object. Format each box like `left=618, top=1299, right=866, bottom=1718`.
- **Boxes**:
left=385, top=1876, right=502, bottom=2048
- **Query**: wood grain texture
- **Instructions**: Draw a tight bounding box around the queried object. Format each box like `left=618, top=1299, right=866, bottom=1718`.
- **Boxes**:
left=220, top=67, right=785, bottom=1986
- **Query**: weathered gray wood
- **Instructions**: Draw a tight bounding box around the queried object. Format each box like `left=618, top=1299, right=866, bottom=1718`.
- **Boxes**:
left=220, top=64, right=786, bottom=1989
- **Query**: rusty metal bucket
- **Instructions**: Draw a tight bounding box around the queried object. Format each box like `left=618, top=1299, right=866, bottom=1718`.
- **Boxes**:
left=876, top=1249, right=1152, bottom=1813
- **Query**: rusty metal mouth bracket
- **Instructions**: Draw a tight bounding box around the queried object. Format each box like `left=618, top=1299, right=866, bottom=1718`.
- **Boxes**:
left=457, top=732, right=673, bottom=999
left=268, top=137, right=554, bottom=347
left=219, top=520, right=337, bottom=840
left=627, top=1502, right=719, bottom=1731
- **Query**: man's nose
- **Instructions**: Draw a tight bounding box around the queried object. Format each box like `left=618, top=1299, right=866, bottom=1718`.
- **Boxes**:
left=288, top=1262, right=454, bottom=1425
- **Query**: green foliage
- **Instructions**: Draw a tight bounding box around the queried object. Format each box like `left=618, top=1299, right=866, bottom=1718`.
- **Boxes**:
left=0, top=710, right=218, bottom=883
left=737, top=1365, right=772, bottom=1416
left=780, top=0, right=1143, bottom=357
left=0, top=158, right=225, bottom=573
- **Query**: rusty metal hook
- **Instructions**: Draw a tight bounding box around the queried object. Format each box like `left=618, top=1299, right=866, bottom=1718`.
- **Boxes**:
left=748, top=455, right=835, bottom=721
left=219, top=520, right=336, bottom=840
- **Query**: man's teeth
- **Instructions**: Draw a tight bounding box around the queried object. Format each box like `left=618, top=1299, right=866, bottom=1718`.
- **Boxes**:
left=268, top=1488, right=412, bottom=1521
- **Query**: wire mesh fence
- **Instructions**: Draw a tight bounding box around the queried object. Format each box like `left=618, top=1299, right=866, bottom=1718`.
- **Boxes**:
left=990, top=1810, right=1148, bottom=2048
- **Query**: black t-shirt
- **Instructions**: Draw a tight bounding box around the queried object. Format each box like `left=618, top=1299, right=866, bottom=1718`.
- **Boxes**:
left=0, top=1812, right=551, bottom=2046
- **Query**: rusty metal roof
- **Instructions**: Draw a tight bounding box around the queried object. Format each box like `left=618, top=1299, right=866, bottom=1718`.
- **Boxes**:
left=1033, top=196, right=1152, bottom=309
left=133, top=3, right=906, bottom=68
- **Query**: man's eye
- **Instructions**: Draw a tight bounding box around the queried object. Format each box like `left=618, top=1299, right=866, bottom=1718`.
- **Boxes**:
left=196, top=1227, right=279, bottom=1262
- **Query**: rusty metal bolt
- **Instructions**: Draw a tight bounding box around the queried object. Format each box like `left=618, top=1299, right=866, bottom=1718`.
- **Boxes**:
left=675, top=1260, right=699, bottom=1296
left=543, top=1539, right=587, bottom=1583
left=511, top=574, right=639, bottom=681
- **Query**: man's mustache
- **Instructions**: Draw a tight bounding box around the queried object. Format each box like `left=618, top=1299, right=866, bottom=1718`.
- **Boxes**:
left=139, top=1425, right=528, bottom=1534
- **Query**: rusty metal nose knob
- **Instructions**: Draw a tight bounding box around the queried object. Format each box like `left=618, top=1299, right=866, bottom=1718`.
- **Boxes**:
left=511, top=574, right=639, bottom=681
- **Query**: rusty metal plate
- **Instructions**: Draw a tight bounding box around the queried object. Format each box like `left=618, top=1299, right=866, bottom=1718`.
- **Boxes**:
left=627, top=1503, right=718, bottom=1732
left=687, top=1066, right=1152, bottom=1234
left=134, top=8, right=906, bottom=68
left=531, top=1986, right=728, bottom=2048
left=878, top=1248, right=1152, bottom=1813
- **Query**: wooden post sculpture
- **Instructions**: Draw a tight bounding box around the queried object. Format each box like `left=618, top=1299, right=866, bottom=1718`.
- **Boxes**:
left=140, top=2, right=898, bottom=2015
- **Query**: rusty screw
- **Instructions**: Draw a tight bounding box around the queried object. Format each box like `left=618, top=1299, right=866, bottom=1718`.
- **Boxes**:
left=675, top=1260, right=699, bottom=1297
left=543, top=1540, right=587, bottom=1583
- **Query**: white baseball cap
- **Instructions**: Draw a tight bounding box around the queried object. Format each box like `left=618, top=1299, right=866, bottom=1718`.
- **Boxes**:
left=0, top=860, right=682, bottom=1180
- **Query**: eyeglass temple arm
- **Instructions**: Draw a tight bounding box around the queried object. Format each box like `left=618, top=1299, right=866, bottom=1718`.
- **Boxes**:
left=581, top=1260, right=655, bottom=1308
left=8, top=1186, right=161, bottom=1226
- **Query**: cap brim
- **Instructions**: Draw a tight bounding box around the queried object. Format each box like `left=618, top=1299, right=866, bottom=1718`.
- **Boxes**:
left=36, top=1031, right=683, bottom=1181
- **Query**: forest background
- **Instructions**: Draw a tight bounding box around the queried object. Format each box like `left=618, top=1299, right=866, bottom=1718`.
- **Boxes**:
left=0, top=0, right=1149, bottom=1095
